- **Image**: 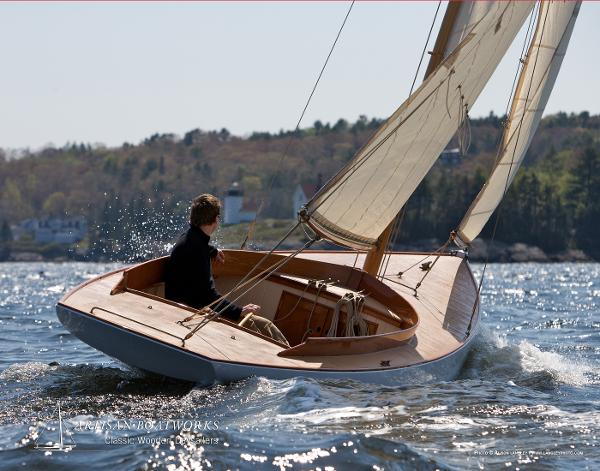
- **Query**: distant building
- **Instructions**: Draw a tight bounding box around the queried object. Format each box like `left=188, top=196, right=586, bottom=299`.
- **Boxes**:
left=223, top=182, right=257, bottom=225
left=292, top=177, right=322, bottom=219
left=439, top=148, right=462, bottom=165
left=12, top=217, right=87, bottom=244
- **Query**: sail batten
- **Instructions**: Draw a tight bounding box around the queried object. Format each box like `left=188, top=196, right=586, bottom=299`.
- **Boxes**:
left=457, top=1, right=581, bottom=245
left=306, top=1, right=534, bottom=250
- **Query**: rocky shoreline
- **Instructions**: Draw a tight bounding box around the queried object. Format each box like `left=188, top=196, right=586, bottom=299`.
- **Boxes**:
left=1, top=239, right=594, bottom=263
left=395, top=239, right=591, bottom=263
left=467, top=240, right=590, bottom=263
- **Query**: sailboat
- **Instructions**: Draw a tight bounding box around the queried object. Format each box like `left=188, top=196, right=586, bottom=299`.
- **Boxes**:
left=56, top=1, right=580, bottom=385
left=34, top=401, right=75, bottom=452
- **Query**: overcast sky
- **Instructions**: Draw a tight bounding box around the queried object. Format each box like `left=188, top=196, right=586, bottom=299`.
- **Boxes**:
left=0, top=1, right=597, bottom=150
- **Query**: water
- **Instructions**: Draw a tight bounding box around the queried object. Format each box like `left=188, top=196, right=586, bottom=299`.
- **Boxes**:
left=0, top=262, right=599, bottom=470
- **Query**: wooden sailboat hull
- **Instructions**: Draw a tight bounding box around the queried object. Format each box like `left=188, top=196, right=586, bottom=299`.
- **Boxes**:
left=56, top=302, right=477, bottom=385
left=56, top=251, right=480, bottom=386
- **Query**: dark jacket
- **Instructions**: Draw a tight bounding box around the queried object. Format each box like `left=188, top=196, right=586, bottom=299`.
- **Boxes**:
left=164, top=225, right=242, bottom=321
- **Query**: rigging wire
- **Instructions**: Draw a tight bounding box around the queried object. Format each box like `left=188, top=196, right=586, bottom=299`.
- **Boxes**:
left=377, top=0, right=442, bottom=280
left=393, top=2, right=539, bottom=283
left=304, top=2, right=450, bottom=240
left=179, top=221, right=301, bottom=326
left=181, top=235, right=318, bottom=343
left=240, top=0, right=356, bottom=250
left=305, top=2, right=532, bottom=258
left=181, top=1, right=357, bottom=340
left=466, top=2, right=551, bottom=337
left=304, top=67, right=451, bottom=217
left=488, top=0, right=539, bottom=172
left=498, top=1, right=540, bottom=163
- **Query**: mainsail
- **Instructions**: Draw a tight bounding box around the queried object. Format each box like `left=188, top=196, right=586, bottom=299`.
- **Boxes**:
left=456, top=0, right=581, bottom=245
left=304, top=1, right=534, bottom=250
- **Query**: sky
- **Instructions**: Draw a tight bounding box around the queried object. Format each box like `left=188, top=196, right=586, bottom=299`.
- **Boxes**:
left=0, top=1, right=597, bottom=150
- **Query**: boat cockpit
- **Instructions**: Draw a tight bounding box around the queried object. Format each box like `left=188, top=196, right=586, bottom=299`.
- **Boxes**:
left=109, top=251, right=419, bottom=356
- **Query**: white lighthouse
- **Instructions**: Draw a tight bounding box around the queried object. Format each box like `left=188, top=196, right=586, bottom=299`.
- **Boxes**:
left=223, top=182, right=256, bottom=225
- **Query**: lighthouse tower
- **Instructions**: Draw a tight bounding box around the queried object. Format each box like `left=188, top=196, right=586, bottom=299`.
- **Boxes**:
left=224, top=182, right=243, bottom=225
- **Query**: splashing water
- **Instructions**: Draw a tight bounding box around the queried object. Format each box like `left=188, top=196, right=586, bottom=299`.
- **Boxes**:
left=88, top=195, right=188, bottom=262
left=0, top=262, right=599, bottom=469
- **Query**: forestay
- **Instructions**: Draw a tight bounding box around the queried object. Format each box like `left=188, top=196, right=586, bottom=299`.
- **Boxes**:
left=457, top=1, right=581, bottom=245
left=305, top=1, right=534, bottom=250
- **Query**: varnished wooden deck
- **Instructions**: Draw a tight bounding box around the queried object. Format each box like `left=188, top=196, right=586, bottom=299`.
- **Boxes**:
left=59, top=251, right=479, bottom=371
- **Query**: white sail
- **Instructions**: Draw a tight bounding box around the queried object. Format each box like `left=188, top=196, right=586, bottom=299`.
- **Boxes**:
left=456, top=0, right=581, bottom=245
left=304, top=1, right=534, bottom=250
left=426, top=1, right=496, bottom=78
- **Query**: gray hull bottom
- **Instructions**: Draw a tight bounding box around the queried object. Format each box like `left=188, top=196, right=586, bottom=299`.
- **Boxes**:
left=57, top=305, right=476, bottom=386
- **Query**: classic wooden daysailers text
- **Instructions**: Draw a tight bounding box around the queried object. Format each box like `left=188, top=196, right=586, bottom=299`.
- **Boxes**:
left=57, top=1, right=580, bottom=385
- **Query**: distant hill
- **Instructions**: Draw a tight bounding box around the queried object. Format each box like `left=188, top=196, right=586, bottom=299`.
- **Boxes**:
left=1, top=111, right=600, bottom=261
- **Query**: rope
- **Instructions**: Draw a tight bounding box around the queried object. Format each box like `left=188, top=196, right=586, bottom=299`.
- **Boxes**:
left=240, top=1, right=355, bottom=249
left=327, top=298, right=342, bottom=337
left=344, top=293, right=368, bottom=337
left=326, top=292, right=367, bottom=337
left=457, top=89, right=471, bottom=157
left=300, top=281, right=327, bottom=342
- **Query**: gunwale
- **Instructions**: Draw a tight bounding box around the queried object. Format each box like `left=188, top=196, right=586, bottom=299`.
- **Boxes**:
left=58, top=251, right=479, bottom=372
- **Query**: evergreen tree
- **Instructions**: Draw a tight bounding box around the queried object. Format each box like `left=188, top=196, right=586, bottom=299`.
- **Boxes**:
left=1, top=220, right=12, bottom=242
left=566, top=146, right=600, bottom=257
left=0, top=220, right=10, bottom=261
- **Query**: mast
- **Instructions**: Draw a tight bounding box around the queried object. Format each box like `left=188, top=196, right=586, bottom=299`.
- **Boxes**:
left=362, top=221, right=394, bottom=275
left=424, top=1, right=462, bottom=78
left=363, top=2, right=462, bottom=276
left=361, top=1, right=493, bottom=275
left=305, top=1, right=533, bottom=260
left=58, top=401, right=64, bottom=448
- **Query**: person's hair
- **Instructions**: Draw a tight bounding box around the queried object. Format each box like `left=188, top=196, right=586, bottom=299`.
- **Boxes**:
left=190, top=194, right=221, bottom=227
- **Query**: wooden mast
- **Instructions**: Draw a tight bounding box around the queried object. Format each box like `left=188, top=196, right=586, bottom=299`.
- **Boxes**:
left=424, top=1, right=462, bottom=78
left=362, top=221, right=395, bottom=276
left=362, top=1, right=462, bottom=276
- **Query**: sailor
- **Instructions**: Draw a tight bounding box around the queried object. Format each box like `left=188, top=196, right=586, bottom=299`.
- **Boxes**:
left=165, top=194, right=288, bottom=345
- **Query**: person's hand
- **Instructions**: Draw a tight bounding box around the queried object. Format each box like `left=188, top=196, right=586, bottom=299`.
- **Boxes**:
left=215, top=249, right=225, bottom=264
left=241, top=304, right=261, bottom=315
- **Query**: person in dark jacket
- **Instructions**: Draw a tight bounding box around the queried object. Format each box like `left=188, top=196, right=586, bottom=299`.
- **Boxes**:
left=165, top=194, right=260, bottom=321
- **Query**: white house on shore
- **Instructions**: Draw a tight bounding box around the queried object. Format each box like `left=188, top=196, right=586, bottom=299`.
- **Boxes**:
left=12, top=216, right=87, bottom=244
left=223, top=182, right=257, bottom=225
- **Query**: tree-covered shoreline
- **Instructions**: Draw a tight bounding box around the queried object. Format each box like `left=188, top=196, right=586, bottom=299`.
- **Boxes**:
left=1, top=111, right=599, bottom=262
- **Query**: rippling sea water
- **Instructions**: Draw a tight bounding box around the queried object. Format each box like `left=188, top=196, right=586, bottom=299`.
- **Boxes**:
left=0, top=262, right=599, bottom=470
